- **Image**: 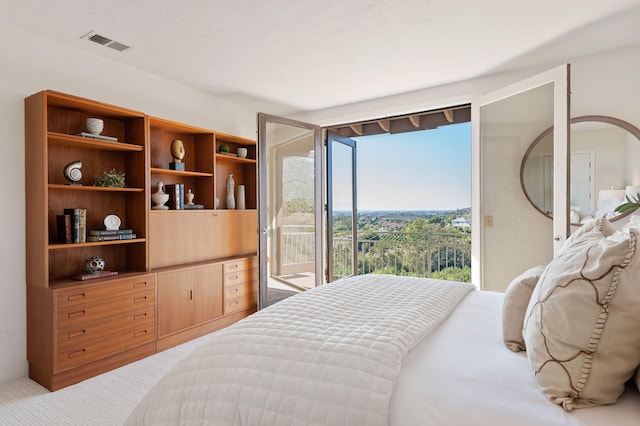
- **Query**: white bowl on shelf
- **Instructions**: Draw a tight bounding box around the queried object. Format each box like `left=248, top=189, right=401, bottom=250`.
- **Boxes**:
left=86, top=118, right=104, bottom=135
left=237, top=147, right=248, bottom=158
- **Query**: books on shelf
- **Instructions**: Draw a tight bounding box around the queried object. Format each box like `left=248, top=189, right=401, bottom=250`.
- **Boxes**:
left=62, top=208, right=86, bottom=243
left=183, top=204, right=205, bottom=210
left=56, top=214, right=72, bottom=244
left=87, top=232, right=137, bottom=242
left=71, top=270, right=119, bottom=281
left=165, top=183, right=184, bottom=210
left=78, top=209, right=86, bottom=243
left=89, top=229, right=133, bottom=236
left=75, top=132, right=118, bottom=142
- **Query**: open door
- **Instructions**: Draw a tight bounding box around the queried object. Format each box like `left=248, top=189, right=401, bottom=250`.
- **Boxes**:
left=473, top=64, right=570, bottom=291
left=326, top=133, right=357, bottom=282
left=257, top=113, right=323, bottom=309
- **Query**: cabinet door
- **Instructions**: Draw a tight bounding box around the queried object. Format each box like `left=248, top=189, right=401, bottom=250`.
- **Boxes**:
left=157, top=263, right=223, bottom=336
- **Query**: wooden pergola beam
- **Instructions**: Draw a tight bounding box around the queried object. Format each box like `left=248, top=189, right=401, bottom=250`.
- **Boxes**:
left=350, top=124, right=363, bottom=135
left=408, top=115, right=420, bottom=128
left=378, top=120, right=391, bottom=132
left=444, top=109, right=454, bottom=123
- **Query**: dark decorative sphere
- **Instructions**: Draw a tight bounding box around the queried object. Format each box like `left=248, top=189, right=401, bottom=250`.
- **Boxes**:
left=85, top=256, right=105, bottom=274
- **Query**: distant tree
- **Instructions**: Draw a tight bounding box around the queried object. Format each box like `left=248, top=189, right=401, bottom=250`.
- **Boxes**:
left=431, top=266, right=471, bottom=282
left=427, top=216, right=444, bottom=225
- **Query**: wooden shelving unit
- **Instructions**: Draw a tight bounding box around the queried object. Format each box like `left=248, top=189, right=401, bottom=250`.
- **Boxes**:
left=25, top=90, right=258, bottom=391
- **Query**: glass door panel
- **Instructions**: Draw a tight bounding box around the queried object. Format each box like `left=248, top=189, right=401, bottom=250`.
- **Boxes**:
left=257, top=114, right=323, bottom=309
left=327, top=134, right=357, bottom=282
left=474, top=65, right=569, bottom=291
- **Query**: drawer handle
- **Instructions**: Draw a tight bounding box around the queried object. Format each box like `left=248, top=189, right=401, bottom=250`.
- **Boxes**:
left=230, top=288, right=239, bottom=294
left=189, top=290, right=193, bottom=301
left=68, top=329, right=86, bottom=339
left=68, top=310, right=86, bottom=319
left=67, top=293, right=86, bottom=302
left=134, top=296, right=148, bottom=303
left=134, top=330, right=148, bottom=338
left=229, top=274, right=239, bottom=281
left=69, top=349, right=86, bottom=358
left=229, top=301, right=239, bottom=307
left=133, top=281, right=148, bottom=289
left=134, top=312, right=148, bottom=320
left=229, top=264, right=239, bottom=270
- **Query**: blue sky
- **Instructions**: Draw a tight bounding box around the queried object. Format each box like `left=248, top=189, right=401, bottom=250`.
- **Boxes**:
left=331, top=122, right=471, bottom=211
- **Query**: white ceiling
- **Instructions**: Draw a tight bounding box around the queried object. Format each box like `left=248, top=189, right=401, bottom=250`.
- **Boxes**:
left=2, top=0, right=640, bottom=115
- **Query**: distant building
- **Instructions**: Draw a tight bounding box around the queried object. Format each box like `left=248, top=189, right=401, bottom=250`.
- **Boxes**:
left=451, top=216, right=470, bottom=228
left=379, top=222, right=403, bottom=232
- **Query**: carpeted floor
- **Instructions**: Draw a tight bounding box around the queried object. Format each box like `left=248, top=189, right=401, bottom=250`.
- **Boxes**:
left=0, top=333, right=216, bottom=425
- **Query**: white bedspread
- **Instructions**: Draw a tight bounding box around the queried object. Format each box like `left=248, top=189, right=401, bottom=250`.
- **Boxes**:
left=390, top=290, right=640, bottom=426
left=126, top=274, right=473, bottom=425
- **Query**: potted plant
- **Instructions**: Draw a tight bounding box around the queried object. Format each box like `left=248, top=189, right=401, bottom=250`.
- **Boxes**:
left=93, top=169, right=126, bottom=188
left=614, top=193, right=640, bottom=213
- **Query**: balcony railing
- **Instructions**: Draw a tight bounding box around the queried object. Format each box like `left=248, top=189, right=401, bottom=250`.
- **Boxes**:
left=280, top=225, right=471, bottom=282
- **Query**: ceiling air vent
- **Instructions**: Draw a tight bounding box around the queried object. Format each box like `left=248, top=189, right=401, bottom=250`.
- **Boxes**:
left=81, top=31, right=131, bottom=52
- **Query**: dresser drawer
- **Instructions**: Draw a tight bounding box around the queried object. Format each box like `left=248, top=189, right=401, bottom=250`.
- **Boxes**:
left=56, top=306, right=155, bottom=350
left=224, top=282, right=254, bottom=299
left=223, top=257, right=257, bottom=274
left=56, top=275, right=156, bottom=308
left=56, top=288, right=155, bottom=328
left=223, top=269, right=257, bottom=287
left=55, top=322, right=156, bottom=373
left=224, top=291, right=257, bottom=315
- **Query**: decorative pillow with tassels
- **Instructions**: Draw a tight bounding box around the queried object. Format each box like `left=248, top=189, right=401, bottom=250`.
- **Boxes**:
left=523, top=217, right=640, bottom=411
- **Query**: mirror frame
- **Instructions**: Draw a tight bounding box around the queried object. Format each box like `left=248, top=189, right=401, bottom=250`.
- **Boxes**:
left=520, top=115, right=640, bottom=223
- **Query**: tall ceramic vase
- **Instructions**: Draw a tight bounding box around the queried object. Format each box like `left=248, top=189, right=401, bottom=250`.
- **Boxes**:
left=226, top=173, right=235, bottom=209
left=236, top=185, right=246, bottom=210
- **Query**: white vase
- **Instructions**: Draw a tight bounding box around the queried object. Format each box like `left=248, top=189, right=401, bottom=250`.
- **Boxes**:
left=226, top=174, right=235, bottom=209
left=151, top=181, right=169, bottom=210
left=236, top=185, right=245, bottom=210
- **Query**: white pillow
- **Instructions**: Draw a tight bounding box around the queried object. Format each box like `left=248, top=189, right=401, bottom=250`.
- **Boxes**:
left=523, top=219, right=640, bottom=411
left=502, top=265, right=547, bottom=352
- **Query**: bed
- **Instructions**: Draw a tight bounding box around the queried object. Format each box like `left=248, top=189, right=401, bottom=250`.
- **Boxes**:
left=127, top=217, right=640, bottom=425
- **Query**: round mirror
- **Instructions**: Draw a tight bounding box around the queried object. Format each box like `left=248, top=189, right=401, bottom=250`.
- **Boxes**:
left=521, top=115, right=640, bottom=225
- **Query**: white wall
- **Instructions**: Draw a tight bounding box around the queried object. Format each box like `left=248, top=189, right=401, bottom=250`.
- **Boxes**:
left=0, top=24, right=256, bottom=384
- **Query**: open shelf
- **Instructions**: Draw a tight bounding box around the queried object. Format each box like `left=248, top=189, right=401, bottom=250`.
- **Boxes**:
left=49, top=238, right=146, bottom=250
left=48, top=184, right=144, bottom=192
left=48, top=132, right=143, bottom=151
left=150, top=167, right=213, bottom=177
left=215, top=153, right=257, bottom=164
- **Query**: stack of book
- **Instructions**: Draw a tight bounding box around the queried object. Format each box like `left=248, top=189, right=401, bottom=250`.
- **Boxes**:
left=164, top=183, right=205, bottom=209
left=75, top=132, right=118, bottom=142
left=57, top=208, right=87, bottom=243
left=87, top=229, right=137, bottom=242
left=165, top=183, right=184, bottom=210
